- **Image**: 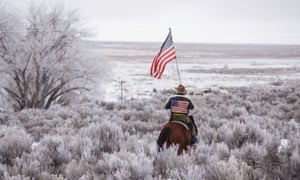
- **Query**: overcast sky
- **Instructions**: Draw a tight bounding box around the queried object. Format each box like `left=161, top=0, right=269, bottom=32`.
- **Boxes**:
left=8, top=0, right=300, bottom=44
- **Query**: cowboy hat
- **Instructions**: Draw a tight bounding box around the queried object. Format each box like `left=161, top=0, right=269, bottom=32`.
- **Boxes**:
left=175, top=84, right=187, bottom=94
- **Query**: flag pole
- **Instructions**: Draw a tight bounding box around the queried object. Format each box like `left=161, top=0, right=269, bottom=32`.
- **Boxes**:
left=175, top=56, right=182, bottom=85
left=170, top=28, right=183, bottom=85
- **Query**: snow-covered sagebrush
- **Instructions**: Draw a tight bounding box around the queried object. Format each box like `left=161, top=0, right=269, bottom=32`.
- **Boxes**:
left=0, top=81, right=299, bottom=179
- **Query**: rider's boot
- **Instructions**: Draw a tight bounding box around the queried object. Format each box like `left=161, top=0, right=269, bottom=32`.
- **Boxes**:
left=191, top=135, right=198, bottom=145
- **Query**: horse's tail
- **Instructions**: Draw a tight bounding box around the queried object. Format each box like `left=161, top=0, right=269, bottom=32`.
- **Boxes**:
left=157, top=127, right=171, bottom=151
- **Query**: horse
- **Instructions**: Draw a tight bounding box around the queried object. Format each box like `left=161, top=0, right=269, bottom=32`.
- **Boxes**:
left=157, top=121, right=191, bottom=155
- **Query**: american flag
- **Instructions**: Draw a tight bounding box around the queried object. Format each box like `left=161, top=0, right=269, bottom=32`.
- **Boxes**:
left=170, top=100, right=189, bottom=114
left=150, top=28, right=176, bottom=79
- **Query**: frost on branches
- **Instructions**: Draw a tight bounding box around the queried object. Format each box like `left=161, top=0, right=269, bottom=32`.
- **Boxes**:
left=0, top=3, right=93, bottom=111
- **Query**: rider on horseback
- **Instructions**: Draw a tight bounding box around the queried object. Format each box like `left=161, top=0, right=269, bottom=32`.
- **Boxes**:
left=165, top=84, right=198, bottom=145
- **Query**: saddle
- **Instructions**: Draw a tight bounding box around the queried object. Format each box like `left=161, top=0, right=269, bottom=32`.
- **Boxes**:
left=170, top=120, right=190, bottom=130
left=169, top=115, right=198, bottom=135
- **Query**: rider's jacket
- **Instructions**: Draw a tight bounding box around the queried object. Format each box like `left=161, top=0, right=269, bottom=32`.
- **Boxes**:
left=165, top=94, right=194, bottom=115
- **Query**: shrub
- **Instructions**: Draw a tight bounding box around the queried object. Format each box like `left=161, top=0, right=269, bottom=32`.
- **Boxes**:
left=233, top=143, right=266, bottom=179
left=261, top=136, right=282, bottom=178
left=169, top=164, right=204, bottom=180
left=192, top=142, right=215, bottom=166
left=65, top=160, right=93, bottom=179
left=225, top=122, right=266, bottom=149
left=238, top=143, right=266, bottom=169
left=204, top=155, right=246, bottom=180
left=0, top=126, right=33, bottom=166
left=277, top=141, right=300, bottom=179
left=198, top=125, right=217, bottom=145
left=29, top=135, right=71, bottom=175
left=215, top=142, right=230, bottom=160
left=224, top=123, right=248, bottom=149
left=97, top=151, right=153, bottom=180
left=79, top=121, right=124, bottom=155
left=0, top=164, right=8, bottom=179
left=153, top=146, right=196, bottom=179
left=293, top=110, right=300, bottom=122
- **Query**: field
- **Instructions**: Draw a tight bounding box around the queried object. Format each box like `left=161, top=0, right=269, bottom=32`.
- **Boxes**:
left=0, top=41, right=300, bottom=179
left=82, top=41, right=300, bottom=101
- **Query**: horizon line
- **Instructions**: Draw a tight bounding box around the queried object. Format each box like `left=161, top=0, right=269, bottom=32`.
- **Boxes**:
left=84, top=39, right=300, bottom=46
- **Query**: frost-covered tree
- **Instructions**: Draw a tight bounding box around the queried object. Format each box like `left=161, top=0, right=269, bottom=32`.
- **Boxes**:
left=0, top=2, right=92, bottom=111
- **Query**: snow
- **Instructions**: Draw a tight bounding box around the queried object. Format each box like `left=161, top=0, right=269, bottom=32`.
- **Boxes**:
left=90, top=42, right=300, bottom=102
left=278, top=139, right=289, bottom=152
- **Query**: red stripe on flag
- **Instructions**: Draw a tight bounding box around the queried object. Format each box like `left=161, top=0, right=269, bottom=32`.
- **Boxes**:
left=150, top=29, right=176, bottom=79
left=153, top=49, right=176, bottom=78
left=155, top=57, right=176, bottom=79
left=153, top=48, right=176, bottom=76
left=152, top=47, right=176, bottom=78
left=156, top=53, right=176, bottom=79
left=150, top=48, right=162, bottom=76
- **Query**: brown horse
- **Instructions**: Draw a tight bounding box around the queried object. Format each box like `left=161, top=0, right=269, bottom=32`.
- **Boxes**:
left=157, top=121, right=191, bottom=155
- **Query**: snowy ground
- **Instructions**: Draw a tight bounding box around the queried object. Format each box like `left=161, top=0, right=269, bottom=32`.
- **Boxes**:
left=104, top=58, right=300, bottom=101
left=84, top=41, right=300, bottom=101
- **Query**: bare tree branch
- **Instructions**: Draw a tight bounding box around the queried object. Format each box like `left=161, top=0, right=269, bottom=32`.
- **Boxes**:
left=0, top=3, right=92, bottom=111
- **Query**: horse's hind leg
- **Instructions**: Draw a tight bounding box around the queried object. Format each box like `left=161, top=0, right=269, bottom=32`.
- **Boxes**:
left=177, top=145, right=185, bottom=155
left=157, top=127, right=171, bottom=151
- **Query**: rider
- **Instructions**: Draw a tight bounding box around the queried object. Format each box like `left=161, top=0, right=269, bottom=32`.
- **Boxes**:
left=165, top=84, right=198, bottom=145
